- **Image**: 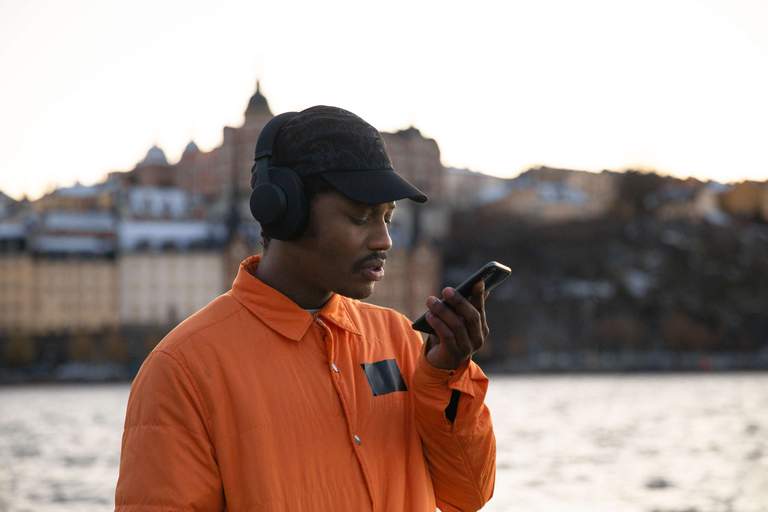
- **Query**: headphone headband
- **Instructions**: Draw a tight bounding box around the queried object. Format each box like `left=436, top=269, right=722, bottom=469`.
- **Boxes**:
left=249, top=111, right=308, bottom=240
left=251, top=111, right=299, bottom=189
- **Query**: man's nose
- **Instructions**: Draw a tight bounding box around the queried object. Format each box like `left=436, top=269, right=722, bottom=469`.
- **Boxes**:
left=368, top=221, right=393, bottom=252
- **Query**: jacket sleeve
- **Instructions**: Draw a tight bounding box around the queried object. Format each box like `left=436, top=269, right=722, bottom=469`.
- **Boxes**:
left=115, top=349, right=224, bottom=511
left=411, top=349, right=496, bottom=512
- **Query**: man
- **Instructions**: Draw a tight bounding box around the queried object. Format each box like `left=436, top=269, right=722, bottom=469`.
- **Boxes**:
left=115, top=106, right=496, bottom=511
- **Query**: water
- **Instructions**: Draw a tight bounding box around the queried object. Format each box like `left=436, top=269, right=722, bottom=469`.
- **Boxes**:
left=0, top=374, right=766, bottom=512
left=488, top=374, right=768, bottom=512
left=0, top=385, right=127, bottom=512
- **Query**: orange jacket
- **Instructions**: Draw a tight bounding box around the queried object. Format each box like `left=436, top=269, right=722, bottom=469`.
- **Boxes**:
left=115, top=255, right=495, bottom=511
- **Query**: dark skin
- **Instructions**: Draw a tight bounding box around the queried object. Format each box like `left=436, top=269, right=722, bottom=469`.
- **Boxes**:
left=256, top=190, right=488, bottom=370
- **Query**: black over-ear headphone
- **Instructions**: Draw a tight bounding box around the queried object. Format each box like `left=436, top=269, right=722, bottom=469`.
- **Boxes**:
left=249, top=112, right=309, bottom=241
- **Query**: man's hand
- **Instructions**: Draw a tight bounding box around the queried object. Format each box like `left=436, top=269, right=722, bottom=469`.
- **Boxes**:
left=424, top=281, right=489, bottom=370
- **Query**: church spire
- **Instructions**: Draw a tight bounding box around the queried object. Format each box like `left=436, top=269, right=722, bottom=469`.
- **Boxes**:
left=245, top=79, right=272, bottom=119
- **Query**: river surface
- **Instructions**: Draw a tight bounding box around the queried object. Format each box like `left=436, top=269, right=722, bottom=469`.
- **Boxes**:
left=1, top=374, right=766, bottom=512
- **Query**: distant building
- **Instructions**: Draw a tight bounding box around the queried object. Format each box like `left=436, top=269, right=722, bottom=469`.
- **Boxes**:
left=443, top=167, right=511, bottom=210
left=176, top=140, right=220, bottom=202
left=0, top=223, right=34, bottom=332
left=133, top=145, right=177, bottom=187
left=0, top=253, right=34, bottom=332
left=33, top=182, right=114, bottom=213
left=720, top=181, right=767, bottom=220
left=653, top=181, right=704, bottom=222
left=0, top=221, right=26, bottom=251
left=119, top=251, right=225, bottom=326
left=19, top=210, right=119, bottom=333
left=117, top=217, right=228, bottom=326
left=34, top=257, right=119, bottom=333
left=29, top=211, right=117, bottom=256
left=481, top=167, right=619, bottom=223
left=119, top=186, right=195, bottom=220
left=117, top=219, right=226, bottom=251
left=0, top=191, right=18, bottom=219
left=175, top=80, right=274, bottom=201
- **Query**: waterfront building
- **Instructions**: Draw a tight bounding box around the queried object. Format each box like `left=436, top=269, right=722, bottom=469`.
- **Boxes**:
left=34, top=256, right=119, bottom=333
left=0, top=222, right=34, bottom=332
left=33, top=182, right=114, bottom=214
left=118, top=250, right=225, bottom=327
left=29, top=210, right=119, bottom=334
left=480, top=167, right=619, bottom=224
left=720, top=181, right=767, bottom=220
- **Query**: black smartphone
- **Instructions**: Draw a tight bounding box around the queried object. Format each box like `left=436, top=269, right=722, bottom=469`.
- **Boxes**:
left=411, top=261, right=512, bottom=335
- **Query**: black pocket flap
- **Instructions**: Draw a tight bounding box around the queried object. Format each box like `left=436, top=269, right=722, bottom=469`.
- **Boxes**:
left=360, top=359, right=408, bottom=396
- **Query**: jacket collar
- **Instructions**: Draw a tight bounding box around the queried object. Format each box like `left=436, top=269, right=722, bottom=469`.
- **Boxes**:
left=229, top=255, right=361, bottom=341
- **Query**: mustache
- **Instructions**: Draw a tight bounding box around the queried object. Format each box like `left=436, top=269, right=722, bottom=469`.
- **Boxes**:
left=352, top=252, right=387, bottom=271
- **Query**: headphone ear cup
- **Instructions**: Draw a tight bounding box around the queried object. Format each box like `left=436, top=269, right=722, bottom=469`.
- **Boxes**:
left=250, top=181, right=287, bottom=226
left=251, top=167, right=308, bottom=241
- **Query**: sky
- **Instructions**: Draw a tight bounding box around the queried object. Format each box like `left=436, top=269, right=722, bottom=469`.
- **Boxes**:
left=1, top=0, right=767, bottom=200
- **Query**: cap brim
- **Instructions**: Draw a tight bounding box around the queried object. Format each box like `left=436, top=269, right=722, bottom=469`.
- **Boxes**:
left=321, top=169, right=428, bottom=204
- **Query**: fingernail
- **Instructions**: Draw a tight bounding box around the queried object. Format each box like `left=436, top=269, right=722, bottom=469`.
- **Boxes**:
left=444, top=287, right=455, bottom=299
left=427, top=296, right=437, bottom=306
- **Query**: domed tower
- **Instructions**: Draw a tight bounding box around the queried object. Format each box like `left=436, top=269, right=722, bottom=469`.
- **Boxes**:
left=224, top=80, right=275, bottom=201
left=244, top=80, right=273, bottom=125
left=131, top=145, right=175, bottom=187
left=138, top=145, right=170, bottom=167
left=182, top=140, right=199, bottom=158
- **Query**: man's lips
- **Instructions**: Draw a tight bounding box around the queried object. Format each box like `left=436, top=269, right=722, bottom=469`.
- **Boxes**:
left=359, top=259, right=385, bottom=282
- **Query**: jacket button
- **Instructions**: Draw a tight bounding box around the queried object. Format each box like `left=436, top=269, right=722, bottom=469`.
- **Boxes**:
left=353, top=435, right=362, bottom=445
left=330, top=363, right=340, bottom=373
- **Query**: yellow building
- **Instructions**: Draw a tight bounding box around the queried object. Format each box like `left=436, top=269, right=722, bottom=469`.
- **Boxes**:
left=482, top=167, right=618, bottom=224
left=119, top=251, right=225, bottom=326
left=720, top=181, right=766, bottom=219
left=0, top=253, right=35, bottom=332
left=34, top=257, right=119, bottom=333
left=33, top=183, right=114, bottom=213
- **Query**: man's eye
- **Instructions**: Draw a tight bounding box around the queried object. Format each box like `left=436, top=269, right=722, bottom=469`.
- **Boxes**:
left=384, top=216, right=393, bottom=225
left=352, top=216, right=368, bottom=225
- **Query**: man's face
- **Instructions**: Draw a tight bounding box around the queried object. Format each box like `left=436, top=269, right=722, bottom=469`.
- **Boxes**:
left=291, top=191, right=395, bottom=300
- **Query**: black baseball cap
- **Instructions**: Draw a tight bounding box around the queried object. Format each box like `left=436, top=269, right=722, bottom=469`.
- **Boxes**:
left=271, top=106, right=428, bottom=204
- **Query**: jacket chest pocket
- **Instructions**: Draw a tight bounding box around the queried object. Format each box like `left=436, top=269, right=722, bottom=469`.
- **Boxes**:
left=357, top=358, right=411, bottom=431
left=360, top=359, right=408, bottom=396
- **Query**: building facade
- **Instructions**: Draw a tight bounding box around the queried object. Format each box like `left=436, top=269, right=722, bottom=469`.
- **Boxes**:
left=119, top=251, right=225, bottom=326
left=481, top=167, right=619, bottom=224
left=34, top=256, right=119, bottom=333
left=0, top=252, right=35, bottom=332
